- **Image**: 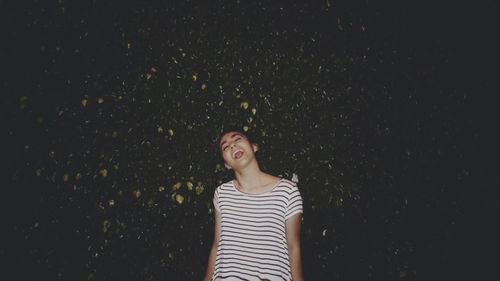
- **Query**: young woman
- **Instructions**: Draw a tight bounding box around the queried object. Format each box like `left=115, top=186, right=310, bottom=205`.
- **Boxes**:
left=204, top=131, right=304, bottom=281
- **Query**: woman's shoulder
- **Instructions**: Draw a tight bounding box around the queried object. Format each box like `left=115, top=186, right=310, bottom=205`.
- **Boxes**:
left=276, top=177, right=299, bottom=190
left=263, top=173, right=296, bottom=187
left=215, top=180, right=234, bottom=192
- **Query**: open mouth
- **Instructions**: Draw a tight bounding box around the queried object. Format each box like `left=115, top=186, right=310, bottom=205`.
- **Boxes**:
left=233, top=150, right=244, bottom=159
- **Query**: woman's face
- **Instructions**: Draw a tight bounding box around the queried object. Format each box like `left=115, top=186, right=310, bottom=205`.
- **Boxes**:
left=219, top=131, right=258, bottom=170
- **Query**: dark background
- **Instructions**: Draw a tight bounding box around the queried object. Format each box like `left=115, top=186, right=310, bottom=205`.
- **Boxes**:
left=1, top=0, right=497, bottom=280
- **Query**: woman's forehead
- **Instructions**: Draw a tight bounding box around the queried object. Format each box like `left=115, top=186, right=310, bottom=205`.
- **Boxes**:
left=219, top=132, right=246, bottom=145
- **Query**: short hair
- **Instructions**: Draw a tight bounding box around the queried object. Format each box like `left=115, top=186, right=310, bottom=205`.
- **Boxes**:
left=217, top=128, right=256, bottom=146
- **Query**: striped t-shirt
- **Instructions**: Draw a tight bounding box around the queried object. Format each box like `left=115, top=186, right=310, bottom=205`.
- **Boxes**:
left=212, top=178, right=303, bottom=281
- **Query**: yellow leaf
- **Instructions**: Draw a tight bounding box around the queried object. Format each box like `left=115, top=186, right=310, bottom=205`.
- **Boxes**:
left=158, top=185, right=165, bottom=192
left=175, top=194, right=184, bottom=204
left=133, top=190, right=141, bottom=198
left=102, top=220, right=111, bottom=233
left=192, top=74, right=197, bottom=81
left=243, top=126, right=249, bottom=132
left=195, top=183, right=204, bottom=195
left=108, top=199, right=115, bottom=206
left=99, top=168, right=108, bottom=177
left=201, top=84, right=207, bottom=90
left=240, top=101, right=249, bottom=110
left=172, top=181, right=182, bottom=191
left=186, top=181, right=193, bottom=190
left=81, top=98, right=88, bottom=107
left=157, top=126, right=163, bottom=134
left=252, top=108, right=257, bottom=115
left=168, top=129, right=174, bottom=136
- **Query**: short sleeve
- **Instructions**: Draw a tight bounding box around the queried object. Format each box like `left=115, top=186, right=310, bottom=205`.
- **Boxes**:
left=285, top=182, right=303, bottom=220
left=212, top=187, right=220, bottom=212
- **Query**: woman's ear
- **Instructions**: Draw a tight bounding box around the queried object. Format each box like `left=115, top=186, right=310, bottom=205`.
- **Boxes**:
left=252, top=143, right=259, bottom=153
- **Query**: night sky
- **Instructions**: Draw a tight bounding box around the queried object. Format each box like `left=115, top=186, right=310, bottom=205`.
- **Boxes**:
left=2, top=1, right=497, bottom=280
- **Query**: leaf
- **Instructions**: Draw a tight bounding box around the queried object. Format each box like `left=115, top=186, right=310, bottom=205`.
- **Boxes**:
left=99, top=168, right=108, bottom=177
left=133, top=190, right=141, bottom=198
left=240, top=101, right=249, bottom=110
left=172, top=182, right=182, bottom=191
left=195, top=183, right=204, bottom=195
left=102, top=220, right=111, bottom=233
left=175, top=194, right=184, bottom=204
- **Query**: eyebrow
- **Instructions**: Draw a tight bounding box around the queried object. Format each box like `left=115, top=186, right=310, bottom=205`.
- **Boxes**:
left=220, top=133, right=244, bottom=148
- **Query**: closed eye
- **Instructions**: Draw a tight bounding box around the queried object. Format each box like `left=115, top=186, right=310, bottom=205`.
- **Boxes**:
left=221, top=136, right=243, bottom=152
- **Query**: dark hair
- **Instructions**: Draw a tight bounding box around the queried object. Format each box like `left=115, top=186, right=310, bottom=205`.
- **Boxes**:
left=217, top=128, right=256, bottom=146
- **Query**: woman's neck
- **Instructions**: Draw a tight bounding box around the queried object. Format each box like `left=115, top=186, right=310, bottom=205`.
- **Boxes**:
left=233, top=163, right=281, bottom=193
left=233, top=162, right=266, bottom=191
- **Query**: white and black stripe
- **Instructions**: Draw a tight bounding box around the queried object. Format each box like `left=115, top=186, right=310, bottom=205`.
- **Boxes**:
left=212, top=179, right=303, bottom=281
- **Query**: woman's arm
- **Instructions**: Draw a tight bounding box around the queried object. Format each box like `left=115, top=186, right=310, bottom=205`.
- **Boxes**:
left=203, top=209, right=221, bottom=281
left=286, top=213, right=304, bottom=281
